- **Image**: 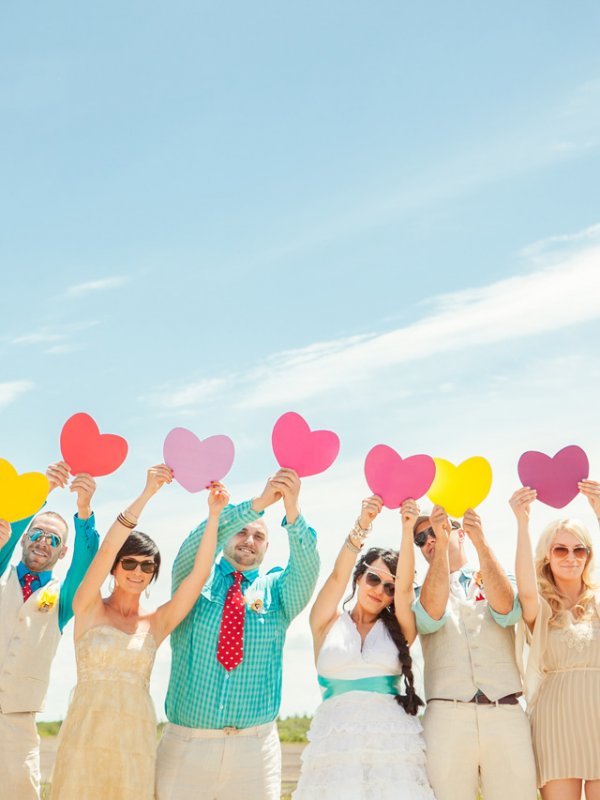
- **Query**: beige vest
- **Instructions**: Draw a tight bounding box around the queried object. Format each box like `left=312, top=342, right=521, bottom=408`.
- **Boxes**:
left=0, top=568, right=62, bottom=713
left=420, top=589, right=523, bottom=702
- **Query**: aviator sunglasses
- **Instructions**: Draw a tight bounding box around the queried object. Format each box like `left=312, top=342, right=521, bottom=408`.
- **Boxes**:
left=119, top=558, right=157, bottom=574
left=364, top=570, right=395, bottom=598
left=414, top=519, right=461, bottom=548
left=28, top=529, right=63, bottom=549
left=550, top=544, right=589, bottom=561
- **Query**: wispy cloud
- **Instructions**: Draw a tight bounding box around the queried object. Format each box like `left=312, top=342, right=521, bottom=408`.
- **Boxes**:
left=147, top=224, right=600, bottom=411
left=13, top=332, right=65, bottom=345
left=0, top=380, right=34, bottom=409
left=67, top=276, right=128, bottom=297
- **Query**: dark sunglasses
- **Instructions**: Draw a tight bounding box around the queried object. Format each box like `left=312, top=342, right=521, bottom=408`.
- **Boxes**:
left=414, top=520, right=461, bottom=548
left=364, top=570, right=395, bottom=598
left=120, top=558, right=157, bottom=574
left=28, top=529, right=63, bottom=549
left=551, top=545, right=589, bottom=561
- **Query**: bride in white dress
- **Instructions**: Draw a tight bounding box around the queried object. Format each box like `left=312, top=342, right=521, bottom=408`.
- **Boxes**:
left=293, top=495, right=435, bottom=800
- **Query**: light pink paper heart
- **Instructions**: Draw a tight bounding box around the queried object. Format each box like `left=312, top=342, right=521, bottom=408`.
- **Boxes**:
left=518, top=445, right=589, bottom=508
left=271, top=412, right=340, bottom=478
left=163, top=428, right=235, bottom=493
left=364, top=445, right=436, bottom=509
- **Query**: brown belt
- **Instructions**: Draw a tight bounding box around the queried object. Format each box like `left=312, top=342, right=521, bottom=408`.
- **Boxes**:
left=429, top=692, right=521, bottom=706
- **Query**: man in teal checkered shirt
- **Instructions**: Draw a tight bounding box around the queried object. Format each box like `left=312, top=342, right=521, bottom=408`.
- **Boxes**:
left=156, top=468, right=320, bottom=800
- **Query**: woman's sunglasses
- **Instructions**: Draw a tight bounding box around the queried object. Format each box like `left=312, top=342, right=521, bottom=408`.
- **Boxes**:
left=120, top=558, right=157, bottom=574
left=364, top=570, right=395, bottom=598
left=28, top=529, right=63, bottom=549
left=550, top=545, right=589, bottom=561
left=414, top=520, right=461, bottom=548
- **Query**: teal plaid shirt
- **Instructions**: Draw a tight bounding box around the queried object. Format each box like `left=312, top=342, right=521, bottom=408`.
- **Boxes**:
left=165, top=499, right=320, bottom=729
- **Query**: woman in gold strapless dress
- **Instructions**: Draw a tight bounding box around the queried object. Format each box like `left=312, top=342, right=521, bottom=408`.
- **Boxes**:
left=512, top=478, right=600, bottom=800
left=50, top=465, right=229, bottom=800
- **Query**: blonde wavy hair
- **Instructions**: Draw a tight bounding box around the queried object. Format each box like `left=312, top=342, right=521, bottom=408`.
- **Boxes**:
left=535, top=519, right=598, bottom=628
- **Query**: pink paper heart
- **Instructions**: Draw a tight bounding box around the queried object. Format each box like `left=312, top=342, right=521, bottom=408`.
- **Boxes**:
left=518, top=445, right=589, bottom=508
left=364, top=445, right=436, bottom=509
left=271, top=412, right=340, bottom=478
left=163, top=428, right=235, bottom=493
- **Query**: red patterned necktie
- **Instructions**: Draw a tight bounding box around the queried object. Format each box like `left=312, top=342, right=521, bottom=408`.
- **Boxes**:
left=217, top=571, right=246, bottom=671
left=22, top=573, right=38, bottom=601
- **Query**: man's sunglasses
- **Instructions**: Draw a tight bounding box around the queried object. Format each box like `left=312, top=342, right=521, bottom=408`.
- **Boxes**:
left=414, top=520, right=461, bottom=548
left=120, top=558, right=157, bottom=574
left=364, top=570, right=395, bottom=598
left=28, top=529, right=63, bottom=549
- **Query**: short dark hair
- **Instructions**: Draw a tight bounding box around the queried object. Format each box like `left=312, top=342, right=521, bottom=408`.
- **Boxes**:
left=111, top=531, right=161, bottom=582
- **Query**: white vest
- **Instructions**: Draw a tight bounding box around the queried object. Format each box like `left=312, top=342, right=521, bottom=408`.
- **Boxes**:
left=420, top=590, right=522, bottom=702
left=0, top=568, right=62, bottom=713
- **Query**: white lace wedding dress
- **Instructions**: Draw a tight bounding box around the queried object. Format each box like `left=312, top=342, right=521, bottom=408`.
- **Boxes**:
left=293, top=612, right=435, bottom=799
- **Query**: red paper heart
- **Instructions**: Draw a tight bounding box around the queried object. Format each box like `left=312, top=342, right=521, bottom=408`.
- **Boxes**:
left=272, top=412, right=340, bottom=478
left=518, top=445, right=589, bottom=508
left=60, top=413, right=128, bottom=477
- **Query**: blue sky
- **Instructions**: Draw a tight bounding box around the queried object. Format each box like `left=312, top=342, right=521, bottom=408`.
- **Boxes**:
left=2, top=2, right=600, bottom=719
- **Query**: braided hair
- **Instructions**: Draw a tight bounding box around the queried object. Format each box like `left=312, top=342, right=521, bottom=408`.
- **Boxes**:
left=344, top=547, right=423, bottom=716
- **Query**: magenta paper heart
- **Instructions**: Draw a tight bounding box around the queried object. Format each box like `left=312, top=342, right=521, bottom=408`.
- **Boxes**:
left=272, top=412, right=340, bottom=478
left=163, top=428, right=235, bottom=493
left=364, top=445, right=436, bottom=509
left=518, top=445, right=589, bottom=508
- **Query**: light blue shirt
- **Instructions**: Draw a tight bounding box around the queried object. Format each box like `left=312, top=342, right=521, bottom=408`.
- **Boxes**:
left=413, top=566, right=522, bottom=635
left=166, top=500, right=320, bottom=729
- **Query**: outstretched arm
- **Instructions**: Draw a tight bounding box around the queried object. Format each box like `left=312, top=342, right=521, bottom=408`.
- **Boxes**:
left=153, top=483, right=229, bottom=644
left=510, top=487, right=540, bottom=628
left=418, top=505, right=451, bottom=621
left=72, top=465, right=172, bottom=617
left=463, top=508, right=514, bottom=615
left=269, top=469, right=320, bottom=623
left=310, top=496, right=382, bottom=649
left=395, top=499, right=418, bottom=645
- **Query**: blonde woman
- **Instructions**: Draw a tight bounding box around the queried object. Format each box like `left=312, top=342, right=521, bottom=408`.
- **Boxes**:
left=512, top=479, right=600, bottom=800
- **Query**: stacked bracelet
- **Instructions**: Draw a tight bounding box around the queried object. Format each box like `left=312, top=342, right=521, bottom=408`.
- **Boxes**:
left=344, top=535, right=362, bottom=555
left=117, top=512, right=137, bottom=529
left=351, top=518, right=372, bottom=546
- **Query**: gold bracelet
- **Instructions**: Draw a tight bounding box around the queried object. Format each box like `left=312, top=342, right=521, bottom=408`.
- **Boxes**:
left=344, top=535, right=363, bottom=554
left=117, top=513, right=136, bottom=529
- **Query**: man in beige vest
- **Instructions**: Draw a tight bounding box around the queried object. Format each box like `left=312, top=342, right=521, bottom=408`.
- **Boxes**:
left=0, top=461, right=99, bottom=799
left=412, top=504, right=537, bottom=800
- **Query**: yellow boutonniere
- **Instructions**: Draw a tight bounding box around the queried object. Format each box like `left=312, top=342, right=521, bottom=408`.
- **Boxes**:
left=474, top=571, right=484, bottom=588
left=38, top=590, right=58, bottom=612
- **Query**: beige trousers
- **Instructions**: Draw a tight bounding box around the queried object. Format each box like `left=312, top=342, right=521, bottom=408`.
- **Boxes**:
left=155, top=721, right=281, bottom=800
left=423, top=700, right=537, bottom=800
left=0, top=710, right=40, bottom=800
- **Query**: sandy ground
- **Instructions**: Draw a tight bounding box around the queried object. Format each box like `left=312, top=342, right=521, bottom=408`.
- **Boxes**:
left=40, top=738, right=305, bottom=796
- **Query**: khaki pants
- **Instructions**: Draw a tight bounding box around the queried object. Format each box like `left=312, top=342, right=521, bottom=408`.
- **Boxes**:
left=423, top=700, right=537, bottom=800
left=0, top=710, right=40, bottom=800
left=155, top=721, right=281, bottom=800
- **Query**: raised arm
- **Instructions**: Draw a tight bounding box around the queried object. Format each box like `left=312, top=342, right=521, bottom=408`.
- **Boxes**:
left=72, top=465, right=172, bottom=617
left=153, top=483, right=229, bottom=644
left=309, top=495, right=382, bottom=650
left=395, top=499, right=418, bottom=645
left=58, top=472, right=100, bottom=631
left=171, top=477, right=280, bottom=592
left=510, top=487, right=540, bottom=628
left=418, top=505, right=451, bottom=620
left=463, top=508, right=514, bottom=615
left=267, top=469, right=320, bottom=622
left=579, top=479, right=600, bottom=524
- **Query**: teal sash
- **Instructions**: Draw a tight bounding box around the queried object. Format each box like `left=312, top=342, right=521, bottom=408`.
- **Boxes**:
left=318, top=674, right=398, bottom=700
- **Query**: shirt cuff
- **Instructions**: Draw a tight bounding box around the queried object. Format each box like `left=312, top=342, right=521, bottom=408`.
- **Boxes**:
left=237, top=499, right=265, bottom=520
left=412, top=597, right=448, bottom=634
left=281, top=513, right=309, bottom=534
left=489, top=593, right=522, bottom=627
left=73, top=512, right=99, bottom=546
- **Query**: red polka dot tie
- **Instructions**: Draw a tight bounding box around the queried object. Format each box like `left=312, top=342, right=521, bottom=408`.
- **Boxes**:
left=217, top=571, right=246, bottom=671
left=22, top=573, right=38, bottom=602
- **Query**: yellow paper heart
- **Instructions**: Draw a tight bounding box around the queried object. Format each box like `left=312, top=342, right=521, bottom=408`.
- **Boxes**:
left=0, top=459, right=49, bottom=523
left=426, top=456, right=493, bottom=518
